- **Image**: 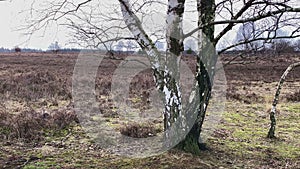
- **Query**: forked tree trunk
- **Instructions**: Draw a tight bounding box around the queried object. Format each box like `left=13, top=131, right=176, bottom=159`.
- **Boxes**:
left=119, top=0, right=185, bottom=147
left=267, top=62, right=300, bottom=138
left=119, top=0, right=184, bottom=135
left=119, top=0, right=217, bottom=154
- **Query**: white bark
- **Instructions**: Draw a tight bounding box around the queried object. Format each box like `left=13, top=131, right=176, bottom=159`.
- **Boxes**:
left=118, top=0, right=165, bottom=89
left=163, top=0, right=185, bottom=129
left=267, top=62, right=300, bottom=138
left=119, top=0, right=184, bottom=130
left=118, top=2, right=191, bottom=150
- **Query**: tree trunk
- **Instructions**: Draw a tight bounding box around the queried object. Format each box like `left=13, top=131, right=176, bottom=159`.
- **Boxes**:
left=267, top=62, right=300, bottom=138
left=119, top=0, right=217, bottom=154
left=164, top=0, right=185, bottom=132
left=119, top=0, right=186, bottom=148
left=118, top=0, right=166, bottom=87
left=176, top=0, right=216, bottom=154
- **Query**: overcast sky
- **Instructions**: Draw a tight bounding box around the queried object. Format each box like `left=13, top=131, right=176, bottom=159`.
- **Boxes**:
left=0, top=1, right=26, bottom=49
left=0, top=0, right=298, bottom=50
left=0, top=0, right=221, bottom=50
left=0, top=0, right=71, bottom=50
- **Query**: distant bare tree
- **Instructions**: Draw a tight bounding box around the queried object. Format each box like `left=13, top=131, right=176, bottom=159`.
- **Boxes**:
left=184, top=38, right=197, bottom=51
left=295, top=39, right=300, bottom=51
left=48, top=41, right=60, bottom=54
left=271, top=39, right=295, bottom=55
left=115, top=41, right=125, bottom=53
left=14, top=47, right=21, bottom=53
left=234, top=22, right=262, bottom=52
left=125, top=40, right=137, bottom=53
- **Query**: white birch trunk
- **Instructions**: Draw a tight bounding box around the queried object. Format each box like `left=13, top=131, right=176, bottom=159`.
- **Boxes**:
left=197, top=0, right=217, bottom=144
left=267, top=62, right=300, bottom=138
left=164, top=0, right=185, bottom=129
left=119, top=0, right=184, bottom=133
left=118, top=0, right=164, bottom=89
left=119, top=0, right=217, bottom=154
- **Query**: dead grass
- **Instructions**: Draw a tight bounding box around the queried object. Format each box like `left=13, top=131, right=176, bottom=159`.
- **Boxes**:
left=0, top=53, right=300, bottom=168
left=119, top=122, right=162, bottom=138
left=226, top=86, right=265, bottom=104
left=0, top=106, right=79, bottom=142
left=286, top=90, right=300, bottom=102
left=0, top=70, right=71, bottom=101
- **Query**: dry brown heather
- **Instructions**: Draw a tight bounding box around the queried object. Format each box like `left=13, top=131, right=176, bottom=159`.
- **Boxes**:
left=0, top=52, right=299, bottom=168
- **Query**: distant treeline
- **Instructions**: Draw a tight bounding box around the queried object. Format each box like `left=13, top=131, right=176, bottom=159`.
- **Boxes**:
left=1, top=47, right=299, bottom=55
left=0, top=47, right=82, bottom=53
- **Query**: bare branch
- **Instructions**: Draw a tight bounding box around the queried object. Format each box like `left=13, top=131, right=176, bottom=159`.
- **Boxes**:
left=184, top=1, right=300, bottom=43
left=215, top=6, right=300, bottom=43
left=218, top=34, right=300, bottom=54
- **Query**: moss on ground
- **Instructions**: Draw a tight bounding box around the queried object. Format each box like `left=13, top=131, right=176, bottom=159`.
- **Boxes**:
left=212, top=101, right=300, bottom=167
left=0, top=88, right=299, bottom=168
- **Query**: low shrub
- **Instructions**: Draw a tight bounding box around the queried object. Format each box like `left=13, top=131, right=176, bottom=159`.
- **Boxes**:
left=120, top=122, right=161, bottom=138
left=0, top=107, right=79, bottom=142
left=286, top=90, right=300, bottom=102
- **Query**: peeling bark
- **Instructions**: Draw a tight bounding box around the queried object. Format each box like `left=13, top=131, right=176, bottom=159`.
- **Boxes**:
left=119, top=0, right=186, bottom=142
left=164, top=0, right=185, bottom=130
left=267, top=62, right=300, bottom=138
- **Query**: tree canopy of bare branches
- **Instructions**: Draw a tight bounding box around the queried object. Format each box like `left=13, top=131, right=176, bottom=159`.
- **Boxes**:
left=24, top=0, right=300, bottom=154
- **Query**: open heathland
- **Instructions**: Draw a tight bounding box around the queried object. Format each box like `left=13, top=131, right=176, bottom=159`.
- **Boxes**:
left=0, top=52, right=299, bottom=169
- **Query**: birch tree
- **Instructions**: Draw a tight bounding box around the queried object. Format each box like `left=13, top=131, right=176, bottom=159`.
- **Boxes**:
left=267, top=62, right=300, bottom=138
left=25, top=0, right=300, bottom=154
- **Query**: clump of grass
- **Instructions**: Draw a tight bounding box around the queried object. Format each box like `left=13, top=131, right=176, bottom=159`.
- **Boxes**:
left=120, top=122, right=162, bottom=138
left=0, top=107, right=79, bottom=142
left=286, top=90, right=300, bottom=102
left=226, top=89, right=265, bottom=104
left=0, top=108, right=46, bottom=141
left=0, top=71, right=71, bottom=101
left=51, top=109, right=79, bottom=130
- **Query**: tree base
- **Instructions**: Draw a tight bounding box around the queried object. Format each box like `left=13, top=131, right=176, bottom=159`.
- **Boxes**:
left=198, top=143, right=209, bottom=151
left=267, top=126, right=276, bottom=139
left=267, top=132, right=276, bottom=139
left=175, top=124, right=208, bottom=155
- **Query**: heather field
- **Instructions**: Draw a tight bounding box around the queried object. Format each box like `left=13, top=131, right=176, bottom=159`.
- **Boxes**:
left=0, top=52, right=299, bottom=169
